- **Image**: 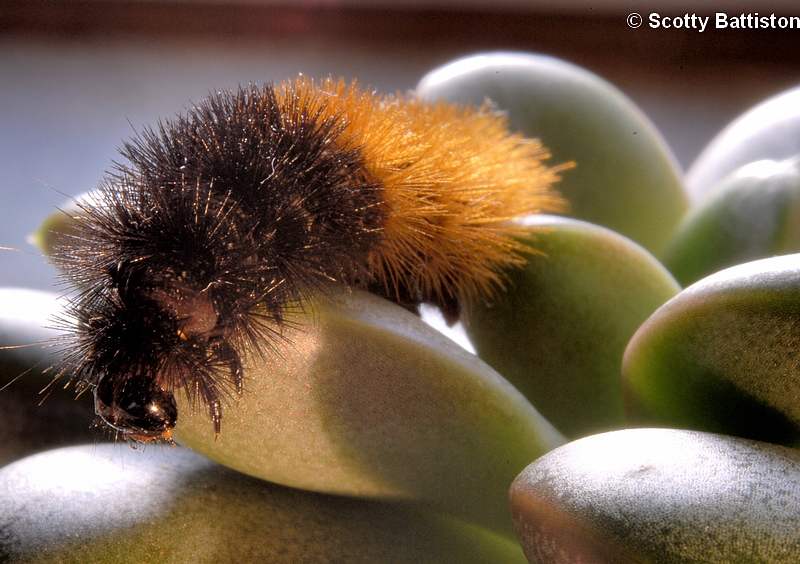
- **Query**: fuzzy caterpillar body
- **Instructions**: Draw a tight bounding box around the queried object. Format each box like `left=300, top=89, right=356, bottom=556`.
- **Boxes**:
left=54, top=76, right=566, bottom=441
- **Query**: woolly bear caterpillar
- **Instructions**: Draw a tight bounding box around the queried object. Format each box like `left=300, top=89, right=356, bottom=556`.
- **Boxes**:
left=51, top=76, right=567, bottom=443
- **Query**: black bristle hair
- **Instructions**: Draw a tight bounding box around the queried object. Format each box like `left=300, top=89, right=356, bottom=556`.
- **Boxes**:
left=53, top=83, right=387, bottom=439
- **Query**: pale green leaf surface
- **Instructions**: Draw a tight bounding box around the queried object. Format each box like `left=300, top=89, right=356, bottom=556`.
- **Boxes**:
left=173, top=286, right=566, bottom=537
left=0, top=444, right=528, bottom=563
left=416, top=51, right=688, bottom=258
left=464, top=215, right=680, bottom=439
left=686, top=84, right=800, bottom=201
left=623, top=254, right=800, bottom=446
left=664, top=157, right=800, bottom=286
left=511, top=428, right=800, bottom=563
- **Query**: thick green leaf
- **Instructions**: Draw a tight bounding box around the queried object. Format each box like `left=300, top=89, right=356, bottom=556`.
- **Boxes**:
left=173, top=286, right=565, bottom=537
left=464, top=216, right=679, bottom=439
left=511, top=428, right=800, bottom=563
left=30, top=192, right=98, bottom=259
left=0, top=445, right=527, bottom=563
left=686, top=85, right=800, bottom=201
left=416, top=51, right=688, bottom=258
left=664, top=157, right=800, bottom=286
left=623, top=255, right=800, bottom=446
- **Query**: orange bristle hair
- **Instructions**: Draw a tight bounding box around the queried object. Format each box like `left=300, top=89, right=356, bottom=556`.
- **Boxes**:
left=298, top=77, right=566, bottom=313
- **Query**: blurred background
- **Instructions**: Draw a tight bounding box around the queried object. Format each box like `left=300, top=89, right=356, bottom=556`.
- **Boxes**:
left=1, top=0, right=799, bottom=291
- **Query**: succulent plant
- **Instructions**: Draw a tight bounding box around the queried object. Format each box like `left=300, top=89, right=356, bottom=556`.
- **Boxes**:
left=3, top=51, right=800, bottom=562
